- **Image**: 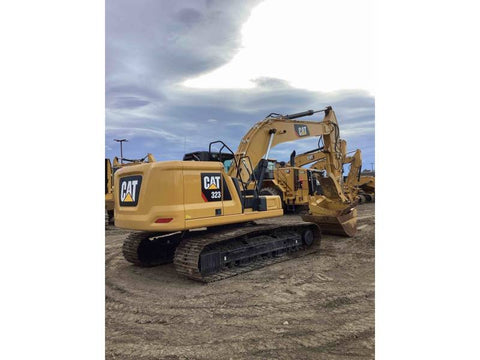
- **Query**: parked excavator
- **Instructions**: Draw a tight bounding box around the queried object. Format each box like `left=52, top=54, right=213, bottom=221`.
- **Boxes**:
left=259, top=138, right=364, bottom=212
left=258, top=147, right=326, bottom=211
left=114, top=106, right=359, bottom=281
left=105, top=154, right=156, bottom=225
left=105, top=159, right=114, bottom=225
left=356, top=173, right=375, bottom=203
left=307, top=147, right=374, bottom=203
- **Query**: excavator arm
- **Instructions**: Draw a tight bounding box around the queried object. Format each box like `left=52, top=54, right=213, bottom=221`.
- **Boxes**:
left=341, top=149, right=362, bottom=203
left=290, top=148, right=327, bottom=168
left=307, top=139, right=351, bottom=172
left=344, top=150, right=362, bottom=193
left=225, top=106, right=360, bottom=237
left=228, top=106, right=343, bottom=186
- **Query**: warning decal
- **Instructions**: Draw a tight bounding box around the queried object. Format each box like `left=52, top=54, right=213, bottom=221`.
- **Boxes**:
left=119, top=175, right=142, bottom=207
left=201, top=173, right=222, bottom=202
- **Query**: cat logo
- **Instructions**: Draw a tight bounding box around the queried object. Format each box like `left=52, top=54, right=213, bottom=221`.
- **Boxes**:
left=119, top=175, right=142, bottom=207
left=201, top=173, right=222, bottom=202
left=203, top=175, right=221, bottom=190
left=294, top=124, right=310, bottom=137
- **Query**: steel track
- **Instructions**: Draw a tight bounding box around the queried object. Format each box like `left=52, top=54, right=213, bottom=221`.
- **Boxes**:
left=174, top=222, right=321, bottom=282
left=122, top=222, right=321, bottom=282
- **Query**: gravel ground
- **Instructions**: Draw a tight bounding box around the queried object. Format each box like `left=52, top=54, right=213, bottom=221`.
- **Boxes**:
left=106, top=203, right=375, bottom=359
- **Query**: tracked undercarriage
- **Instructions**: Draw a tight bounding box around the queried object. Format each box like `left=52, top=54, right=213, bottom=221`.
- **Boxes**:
left=123, top=221, right=321, bottom=282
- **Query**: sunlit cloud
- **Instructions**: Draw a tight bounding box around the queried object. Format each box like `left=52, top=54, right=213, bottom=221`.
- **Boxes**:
left=184, top=0, right=373, bottom=93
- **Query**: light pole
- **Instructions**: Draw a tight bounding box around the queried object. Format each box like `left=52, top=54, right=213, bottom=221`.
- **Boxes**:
left=114, top=139, right=128, bottom=164
left=370, top=162, right=374, bottom=172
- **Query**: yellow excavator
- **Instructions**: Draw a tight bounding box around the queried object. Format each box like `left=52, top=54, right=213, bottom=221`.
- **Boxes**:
left=114, top=106, right=359, bottom=281
left=356, top=174, right=375, bottom=203
left=105, top=154, right=156, bottom=225
left=258, top=148, right=327, bottom=211
left=285, top=140, right=374, bottom=206
left=260, top=138, right=363, bottom=212
left=307, top=146, right=374, bottom=203
left=105, top=159, right=114, bottom=225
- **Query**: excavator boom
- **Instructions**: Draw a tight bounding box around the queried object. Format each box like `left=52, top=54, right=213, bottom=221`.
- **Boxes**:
left=226, top=107, right=359, bottom=237
left=229, top=106, right=343, bottom=185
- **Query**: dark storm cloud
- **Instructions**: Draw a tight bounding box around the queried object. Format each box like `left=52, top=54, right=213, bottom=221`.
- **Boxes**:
left=106, top=0, right=262, bottom=85
left=106, top=0, right=374, bottom=169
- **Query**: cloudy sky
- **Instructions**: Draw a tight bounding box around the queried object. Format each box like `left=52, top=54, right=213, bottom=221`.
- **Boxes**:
left=106, top=0, right=374, bottom=169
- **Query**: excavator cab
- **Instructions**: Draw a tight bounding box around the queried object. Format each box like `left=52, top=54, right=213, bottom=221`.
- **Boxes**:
left=183, top=150, right=234, bottom=163
left=264, top=160, right=276, bottom=180
left=183, top=141, right=275, bottom=213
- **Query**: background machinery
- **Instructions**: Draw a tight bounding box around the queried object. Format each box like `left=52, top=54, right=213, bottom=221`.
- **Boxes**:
left=105, top=154, right=156, bottom=225
left=260, top=138, right=364, bottom=213
left=259, top=147, right=327, bottom=212
left=308, top=148, right=375, bottom=203
left=105, top=159, right=114, bottom=225
left=114, top=106, right=360, bottom=281
left=356, top=173, right=375, bottom=203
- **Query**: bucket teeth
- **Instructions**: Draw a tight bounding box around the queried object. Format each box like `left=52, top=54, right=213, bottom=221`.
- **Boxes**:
left=302, top=208, right=357, bottom=237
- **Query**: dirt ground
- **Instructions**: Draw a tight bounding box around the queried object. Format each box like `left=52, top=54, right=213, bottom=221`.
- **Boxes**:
left=105, top=203, right=375, bottom=360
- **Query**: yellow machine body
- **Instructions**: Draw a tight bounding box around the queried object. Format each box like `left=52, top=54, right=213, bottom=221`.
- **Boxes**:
left=357, top=175, right=375, bottom=193
left=356, top=175, right=375, bottom=203
left=114, top=160, right=283, bottom=232
left=261, top=139, right=359, bottom=210
left=262, top=165, right=313, bottom=207
left=105, top=159, right=114, bottom=212
left=105, top=154, right=156, bottom=224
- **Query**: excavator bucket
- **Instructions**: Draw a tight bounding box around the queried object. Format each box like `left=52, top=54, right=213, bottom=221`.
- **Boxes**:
left=319, top=176, right=344, bottom=202
left=302, top=208, right=357, bottom=237
left=300, top=173, right=358, bottom=237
